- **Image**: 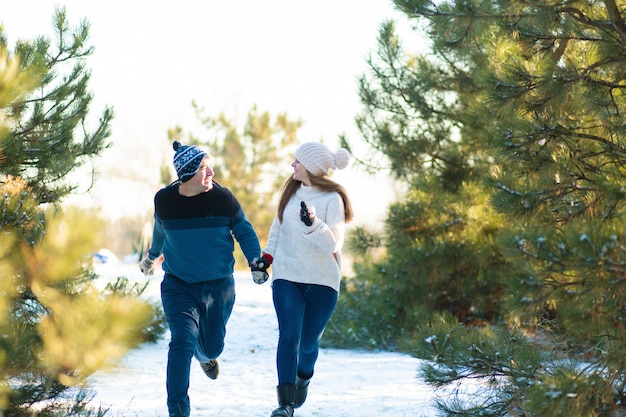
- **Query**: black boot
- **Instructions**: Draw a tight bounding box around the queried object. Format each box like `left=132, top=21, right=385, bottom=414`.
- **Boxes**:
left=270, top=384, right=295, bottom=417
left=294, top=375, right=310, bottom=409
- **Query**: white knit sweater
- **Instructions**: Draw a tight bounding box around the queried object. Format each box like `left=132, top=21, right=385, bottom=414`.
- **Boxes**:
left=263, top=184, right=346, bottom=292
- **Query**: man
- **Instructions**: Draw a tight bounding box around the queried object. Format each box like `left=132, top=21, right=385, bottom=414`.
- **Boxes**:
left=139, top=141, right=265, bottom=417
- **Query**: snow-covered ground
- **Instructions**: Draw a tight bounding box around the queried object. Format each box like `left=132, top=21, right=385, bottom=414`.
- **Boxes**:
left=88, top=262, right=442, bottom=417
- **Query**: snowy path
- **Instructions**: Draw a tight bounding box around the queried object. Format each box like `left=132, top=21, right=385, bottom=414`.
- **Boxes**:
left=88, top=264, right=439, bottom=417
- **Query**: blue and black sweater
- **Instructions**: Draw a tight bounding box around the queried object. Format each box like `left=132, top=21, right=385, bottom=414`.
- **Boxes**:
left=147, top=181, right=261, bottom=284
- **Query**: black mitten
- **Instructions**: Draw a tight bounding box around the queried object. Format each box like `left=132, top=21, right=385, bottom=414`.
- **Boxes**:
left=300, top=201, right=315, bottom=226
left=251, top=254, right=273, bottom=284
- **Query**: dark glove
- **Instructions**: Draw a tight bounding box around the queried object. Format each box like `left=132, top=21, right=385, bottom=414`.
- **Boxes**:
left=300, top=201, right=315, bottom=226
left=251, top=254, right=273, bottom=284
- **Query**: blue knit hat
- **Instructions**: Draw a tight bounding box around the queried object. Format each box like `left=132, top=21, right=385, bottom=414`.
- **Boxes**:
left=172, top=141, right=207, bottom=182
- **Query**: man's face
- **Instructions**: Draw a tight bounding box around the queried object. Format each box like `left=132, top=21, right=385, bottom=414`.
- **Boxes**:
left=188, top=156, right=214, bottom=190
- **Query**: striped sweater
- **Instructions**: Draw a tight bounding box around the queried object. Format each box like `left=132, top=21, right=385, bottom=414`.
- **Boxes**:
left=147, top=182, right=260, bottom=283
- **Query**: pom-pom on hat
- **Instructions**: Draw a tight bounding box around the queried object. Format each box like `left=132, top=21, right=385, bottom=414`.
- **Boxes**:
left=172, top=141, right=207, bottom=182
left=294, top=142, right=350, bottom=176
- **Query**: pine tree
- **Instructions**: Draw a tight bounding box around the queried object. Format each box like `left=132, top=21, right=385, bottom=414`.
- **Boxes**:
left=1, top=7, right=113, bottom=205
left=332, top=17, right=509, bottom=348
left=339, top=0, right=626, bottom=415
left=0, top=8, right=155, bottom=416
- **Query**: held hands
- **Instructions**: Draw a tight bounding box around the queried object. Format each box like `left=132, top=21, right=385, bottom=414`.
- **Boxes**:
left=139, top=257, right=156, bottom=276
left=250, top=254, right=273, bottom=284
left=300, top=201, right=315, bottom=226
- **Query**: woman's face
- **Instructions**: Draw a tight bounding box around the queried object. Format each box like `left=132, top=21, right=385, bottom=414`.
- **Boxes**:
left=291, top=159, right=311, bottom=185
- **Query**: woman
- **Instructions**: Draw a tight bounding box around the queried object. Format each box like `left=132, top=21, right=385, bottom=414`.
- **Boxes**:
left=259, top=142, right=353, bottom=417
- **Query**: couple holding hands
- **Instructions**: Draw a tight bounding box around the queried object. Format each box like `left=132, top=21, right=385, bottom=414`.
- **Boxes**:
left=139, top=140, right=353, bottom=417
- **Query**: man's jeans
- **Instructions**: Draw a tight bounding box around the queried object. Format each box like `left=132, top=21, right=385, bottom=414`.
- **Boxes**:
left=272, top=279, right=338, bottom=385
left=161, top=274, right=235, bottom=417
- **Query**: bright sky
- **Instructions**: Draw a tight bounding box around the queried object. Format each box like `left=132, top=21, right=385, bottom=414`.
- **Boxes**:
left=3, top=1, right=410, bottom=225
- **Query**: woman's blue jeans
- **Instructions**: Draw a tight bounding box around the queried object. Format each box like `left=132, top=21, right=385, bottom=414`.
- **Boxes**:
left=272, top=279, right=338, bottom=385
left=161, top=274, right=235, bottom=417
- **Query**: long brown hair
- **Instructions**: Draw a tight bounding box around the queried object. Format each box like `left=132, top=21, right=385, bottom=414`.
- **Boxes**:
left=277, top=175, right=353, bottom=223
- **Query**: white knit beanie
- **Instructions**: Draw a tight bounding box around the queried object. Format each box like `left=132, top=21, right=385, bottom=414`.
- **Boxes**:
left=294, top=142, right=351, bottom=176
